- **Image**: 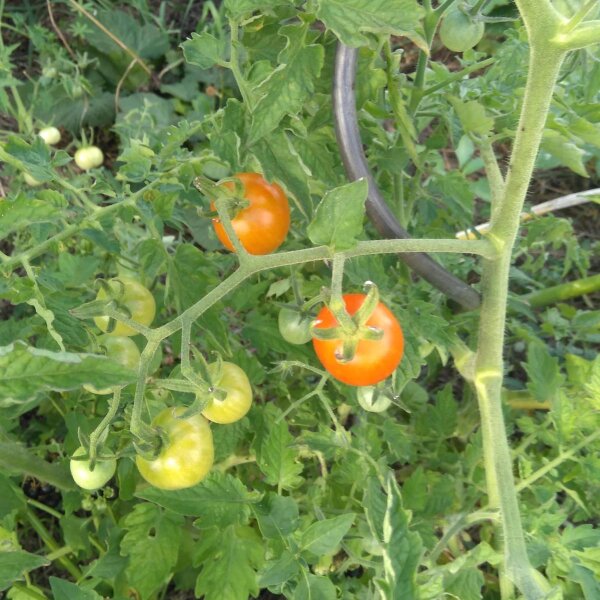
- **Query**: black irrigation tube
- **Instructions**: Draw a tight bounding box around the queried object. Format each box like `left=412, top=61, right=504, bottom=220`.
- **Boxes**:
left=332, top=42, right=481, bottom=310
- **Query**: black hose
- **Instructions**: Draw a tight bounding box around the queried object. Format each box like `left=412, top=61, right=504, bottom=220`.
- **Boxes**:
left=333, top=43, right=481, bottom=310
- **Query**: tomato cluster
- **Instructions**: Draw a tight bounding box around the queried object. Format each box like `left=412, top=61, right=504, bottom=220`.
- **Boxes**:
left=72, top=173, right=405, bottom=493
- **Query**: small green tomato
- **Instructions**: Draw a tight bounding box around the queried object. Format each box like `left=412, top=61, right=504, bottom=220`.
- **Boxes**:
left=70, top=447, right=117, bottom=490
left=39, top=127, right=61, bottom=145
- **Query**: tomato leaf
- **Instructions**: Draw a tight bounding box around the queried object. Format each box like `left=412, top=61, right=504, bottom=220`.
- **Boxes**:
left=258, top=550, right=300, bottom=587
left=0, top=194, right=66, bottom=238
left=300, top=513, right=355, bottom=556
left=253, top=492, right=300, bottom=538
left=256, top=419, right=304, bottom=490
left=450, top=98, right=494, bottom=137
left=0, top=552, right=49, bottom=591
left=49, top=578, right=102, bottom=599
left=181, top=32, right=228, bottom=70
left=136, top=471, right=258, bottom=528
left=307, top=179, right=368, bottom=250
left=248, top=24, right=324, bottom=144
left=523, top=342, right=565, bottom=404
left=194, top=525, right=263, bottom=600
left=0, top=342, right=138, bottom=406
left=294, top=572, right=337, bottom=600
left=314, top=0, right=426, bottom=50
left=120, top=503, right=184, bottom=599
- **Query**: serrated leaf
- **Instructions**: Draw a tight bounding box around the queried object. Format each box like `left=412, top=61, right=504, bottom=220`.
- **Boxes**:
left=182, top=32, right=228, bottom=69
left=300, top=513, right=355, bottom=556
left=307, top=179, right=367, bottom=250
left=252, top=130, right=312, bottom=216
left=49, top=578, right=102, bottom=600
left=253, top=492, right=300, bottom=538
left=224, top=0, right=289, bottom=19
left=523, top=342, right=565, bottom=403
left=257, top=419, right=303, bottom=490
left=294, top=572, right=337, bottom=600
left=0, top=195, right=66, bottom=238
left=194, top=525, right=263, bottom=600
left=315, top=0, right=425, bottom=49
left=249, top=25, right=324, bottom=143
left=136, top=471, right=257, bottom=527
left=450, top=98, right=494, bottom=136
left=381, top=474, right=423, bottom=600
left=120, top=503, right=183, bottom=599
left=542, top=130, right=588, bottom=177
left=0, top=342, right=138, bottom=406
left=258, top=551, right=300, bottom=587
left=2, top=136, right=54, bottom=181
left=168, top=244, right=220, bottom=312
left=0, top=551, right=49, bottom=591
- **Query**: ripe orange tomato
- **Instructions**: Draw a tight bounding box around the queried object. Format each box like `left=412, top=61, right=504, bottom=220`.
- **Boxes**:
left=211, top=172, right=290, bottom=255
left=312, top=294, right=404, bottom=386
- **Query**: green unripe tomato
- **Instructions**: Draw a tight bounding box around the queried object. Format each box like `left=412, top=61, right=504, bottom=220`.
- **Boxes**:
left=202, top=361, right=253, bottom=424
left=278, top=307, right=313, bottom=345
left=84, top=336, right=141, bottom=395
left=136, top=407, right=214, bottom=490
left=39, top=127, right=61, bottom=145
left=70, top=447, right=117, bottom=490
left=75, top=146, right=104, bottom=170
left=357, top=386, right=393, bottom=413
left=439, top=8, right=485, bottom=52
left=94, top=277, right=156, bottom=337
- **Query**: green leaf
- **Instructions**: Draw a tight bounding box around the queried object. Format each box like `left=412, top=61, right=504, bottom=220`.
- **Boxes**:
left=307, top=179, right=367, bottom=250
left=194, top=525, right=263, bottom=600
left=524, top=342, right=565, bottom=403
left=258, top=551, right=300, bottom=587
left=252, top=131, right=313, bottom=217
left=450, top=98, right=494, bottom=136
left=49, top=578, right=102, bottom=600
left=0, top=474, right=26, bottom=517
left=374, top=474, right=423, bottom=600
left=0, top=195, right=66, bottom=238
left=257, top=419, right=303, bottom=490
left=0, top=551, right=49, bottom=591
left=181, top=32, right=228, bottom=69
left=224, top=0, right=290, bottom=19
left=541, top=130, right=588, bottom=177
left=120, top=503, right=183, bottom=599
left=300, top=513, right=355, bottom=556
left=294, top=572, right=337, bottom=600
left=168, top=244, right=220, bottom=311
left=249, top=24, right=324, bottom=143
left=2, top=136, right=53, bottom=181
left=0, top=342, right=138, bottom=406
left=315, top=0, right=425, bottom=49
left=136, top=472, right=257, bottom=527
left=444, top=568, right=484, bottom=600
left=253, top=493, right=300, bottom=538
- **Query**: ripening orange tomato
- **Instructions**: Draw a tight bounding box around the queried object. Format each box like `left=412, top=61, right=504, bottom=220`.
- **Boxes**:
left=211, top=172, right=290, bottom=255
left=312, top=294, right=404, bottom=386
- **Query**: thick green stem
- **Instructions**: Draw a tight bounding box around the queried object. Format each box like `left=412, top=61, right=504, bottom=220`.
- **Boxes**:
left=474, top=35, right=566, bottom=600
left=524, top=273, right=600, bottom=307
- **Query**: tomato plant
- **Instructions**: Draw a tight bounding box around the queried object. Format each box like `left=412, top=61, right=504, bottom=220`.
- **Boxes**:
left=74, top=145, right=104, bottom=170
left=1, top=1, right=599, bottom=598
left=312, top=294, right=404, bottom=386
left=69, top=447, right=116, bottom=490
left=211, top=172, right=290, bottom=255
left=84, top=336, right=141, bottom=395
left=136, top=407, right=214, bottom=490
left=201, top=361, right=253, bottom=424
left=439, top=7, right=485, bottom=52
left=278, top=307, right=313, bottom=345
left=93, top=277, right=156, bottom=336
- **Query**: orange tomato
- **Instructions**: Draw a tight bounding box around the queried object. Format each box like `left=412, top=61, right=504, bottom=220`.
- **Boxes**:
left=312, top=294, right=404, bottom=386
left=212, top=172, right=290, bottom=255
